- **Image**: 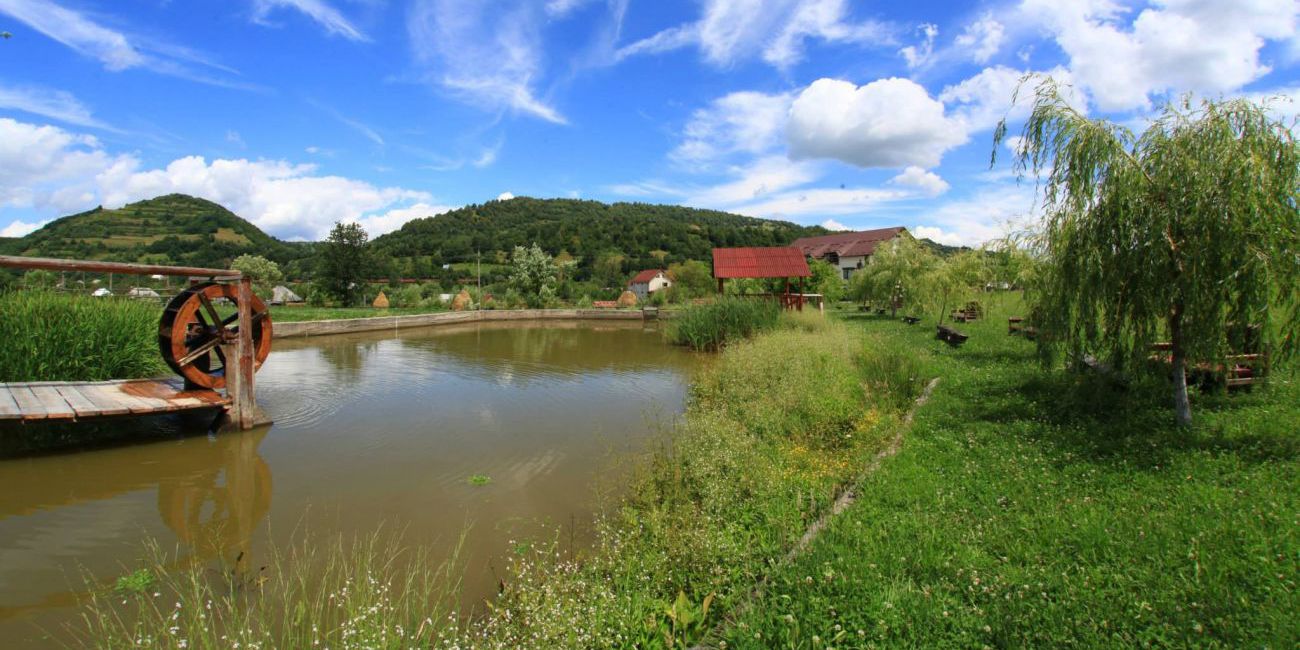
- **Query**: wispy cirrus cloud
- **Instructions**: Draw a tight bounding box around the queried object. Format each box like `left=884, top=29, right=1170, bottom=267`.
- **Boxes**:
left=251, top=0, right=369, bottom=42
left=0, top=0, right=257, bottom=90
left=0, top=83, right=120, bottom=131
left=407, top=0, right=565, bottom=124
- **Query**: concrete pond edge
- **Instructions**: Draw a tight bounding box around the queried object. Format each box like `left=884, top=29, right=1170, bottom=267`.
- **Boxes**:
left=271, top=308, right=667, bottom=339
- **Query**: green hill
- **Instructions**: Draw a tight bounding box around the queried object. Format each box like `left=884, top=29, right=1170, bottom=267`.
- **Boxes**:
left=5, top=194, right=312, bottom=271
left=370, top=197, right=828, bottom=280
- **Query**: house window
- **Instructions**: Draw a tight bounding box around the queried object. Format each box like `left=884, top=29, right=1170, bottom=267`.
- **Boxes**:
left=842, top=268, right=852, bottom=280
left=826, top=252, right=839, bottom=265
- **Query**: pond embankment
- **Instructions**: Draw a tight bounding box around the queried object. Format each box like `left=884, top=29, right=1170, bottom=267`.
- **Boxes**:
left=272, top=308, right=660, bottom=339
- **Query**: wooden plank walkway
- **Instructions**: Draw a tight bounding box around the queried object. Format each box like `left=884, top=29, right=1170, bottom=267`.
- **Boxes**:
left=0, top=378, right=229, bottom=422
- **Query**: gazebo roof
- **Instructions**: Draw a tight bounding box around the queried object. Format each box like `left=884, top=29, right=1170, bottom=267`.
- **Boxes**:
left=712, top=247, right=811, bottom=279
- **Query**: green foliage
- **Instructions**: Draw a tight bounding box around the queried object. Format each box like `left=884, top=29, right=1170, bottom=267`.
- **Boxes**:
left=315, top=222, right=369, bottom=306
left=807, top=259, right=845, bottom=303
left=666, top=260, right=714, bottom=299
left=725, top=303, right=1300, bottom=648
left=467, top=474, right=492, bottom=486
left=0, top=291, right=166, bottom=381
left=21, top=269, right=57, bottom=289
left=925, top=250, right=990, bottom=323
left=229, top=254, right=282, bottom=299
left=507, top=243, right=559, bottom=308
left=113, top=569, right=156, bottom=596
left=666, top=297, right=782, bottom=351
left=998, top=79, right=1300, bottom=424
left=849, top=236, right=939, bottom=316
left=391, top=284, right=425, bottom=308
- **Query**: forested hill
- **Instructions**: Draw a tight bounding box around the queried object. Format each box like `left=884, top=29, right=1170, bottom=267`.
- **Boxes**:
left=4, top=194, right=312, bottom=272
left=370, top=197, right=827, bottom=273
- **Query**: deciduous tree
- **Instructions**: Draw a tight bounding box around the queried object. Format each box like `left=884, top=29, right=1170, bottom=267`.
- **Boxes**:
left=315, top=222, right=369, bottom=306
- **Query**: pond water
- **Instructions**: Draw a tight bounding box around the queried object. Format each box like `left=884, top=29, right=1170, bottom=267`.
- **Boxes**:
left=0, top=320, right=699, bottom=646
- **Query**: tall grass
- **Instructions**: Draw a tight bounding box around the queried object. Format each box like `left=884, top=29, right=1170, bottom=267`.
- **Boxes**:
left=75, top=532, right=462, bottom=649
left=0, top=290, right=166, bottom=382
left=666, top=297, right=782, bottom=351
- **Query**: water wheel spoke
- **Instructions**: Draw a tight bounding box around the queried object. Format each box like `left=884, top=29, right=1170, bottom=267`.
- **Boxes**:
left=176, top=336, right=221, bottom=367
left=214, top=345, right=228, bottom=370
left=197, top=294, right=226, bottom=335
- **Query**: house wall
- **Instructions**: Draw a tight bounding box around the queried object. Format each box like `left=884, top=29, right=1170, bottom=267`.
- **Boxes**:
left=630, top=274, right=672, bottom=301
left=837, top=255, right=866, bottom=279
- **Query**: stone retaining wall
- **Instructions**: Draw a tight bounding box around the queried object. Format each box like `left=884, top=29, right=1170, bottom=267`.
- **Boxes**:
left=272, top=309, right=651, bottom=339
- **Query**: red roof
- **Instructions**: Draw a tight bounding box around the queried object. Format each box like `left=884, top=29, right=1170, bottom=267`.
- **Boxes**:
left=712, top=247, right=810, bottom=279
left=628, top=269, right=666, bottom=285
left=792, top=227, right=906, bottom=259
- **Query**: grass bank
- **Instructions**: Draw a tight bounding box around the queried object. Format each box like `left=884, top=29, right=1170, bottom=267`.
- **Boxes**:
left=666, top=297, right=782, bottom=351
left=268, top=305, right=448, bottom=322
left=0, top=291, right=166, bottom=382
left=76, top=312, right=929, bottom=648
left=720, top=307, right=1299, bottom=647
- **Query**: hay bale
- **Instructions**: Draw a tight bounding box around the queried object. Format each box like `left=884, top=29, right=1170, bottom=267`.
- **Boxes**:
left=617, top=290, right=638, bottom=308
left=451, top=289, right=472, bottom=311
left=372, top=291, right=390, bottom=309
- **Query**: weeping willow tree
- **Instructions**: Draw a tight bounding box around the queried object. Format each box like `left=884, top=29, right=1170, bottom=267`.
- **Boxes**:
left=848, top=236, right=938, bottom=317
left=996, top=79, right=1300, bottom=425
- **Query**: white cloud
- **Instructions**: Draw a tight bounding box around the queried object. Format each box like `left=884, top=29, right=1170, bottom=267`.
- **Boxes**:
left=544, top=0, right=597, bottom=18
left=672, top=91, right=793, bottom=166
left=687, top=156, right=819, bottom=207
left=1, top=218, right=48, bottom=237
left=727, top=186, right=908, bottom=220
left=821, top=218, right=849, bottom=231
left=1021, top=0, right=1298, bottom=111
left=353, top=202, right=454, bottom=236
left=913, top=183, right=1038, bottom=246
left=787, top=78, right=967, bottom=168
left=408, top=0, right=565, bottom=124
left=889, top=166, right=949, bottom=196
left=252, top=0, right=369, bottom=41
left=0, top=83, right=118, bottom=131
left=0, top=117, right=442, bottom=240
left=618, top=0, right=890, bottom=69
left=940, top=65, right=1086, bottom=134
left=495, top=191, right=516, bottom=201
left=899, top=23, right=937, bottom=68
left=0, top=0, right=251, bottom=89
left=954, top=13, right=1004, bottom=63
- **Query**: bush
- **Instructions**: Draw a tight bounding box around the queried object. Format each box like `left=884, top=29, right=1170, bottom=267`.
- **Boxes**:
left=666, top=297, right=782, bottom=351
left=0, top=290, right=167, bottom=382
left=392, top=284, right=423, bottom=308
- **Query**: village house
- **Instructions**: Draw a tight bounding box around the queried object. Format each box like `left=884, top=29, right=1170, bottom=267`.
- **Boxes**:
left=791, top=227, right=908, bottom=280
left=627, top=269, right=672, bottom=301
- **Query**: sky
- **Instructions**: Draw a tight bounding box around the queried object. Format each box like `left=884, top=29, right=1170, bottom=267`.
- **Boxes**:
left=0, top=0, right=1297, bottom=245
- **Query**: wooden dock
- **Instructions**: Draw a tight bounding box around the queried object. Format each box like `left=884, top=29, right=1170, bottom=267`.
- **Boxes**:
left=0, top=378, right=230, bottom=422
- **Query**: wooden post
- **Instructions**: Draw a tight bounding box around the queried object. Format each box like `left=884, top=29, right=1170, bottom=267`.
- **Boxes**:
left=235, top=278, right=257, bottom=430
left=717, top=277, right=724, bottom=294
left=798, top=276, right=804, bottom=312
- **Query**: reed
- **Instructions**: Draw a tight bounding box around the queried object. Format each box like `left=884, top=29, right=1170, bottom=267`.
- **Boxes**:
left=665, top=297, right=781, bottom=351
left=0, top=290, right=166, bottom=382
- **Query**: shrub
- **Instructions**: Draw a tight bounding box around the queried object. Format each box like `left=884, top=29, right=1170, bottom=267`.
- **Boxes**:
left=0, top=290, right=167, bottom=382
left=666, top=297, right=781, bottom=351
left=392, top=284, right=423, bottom=308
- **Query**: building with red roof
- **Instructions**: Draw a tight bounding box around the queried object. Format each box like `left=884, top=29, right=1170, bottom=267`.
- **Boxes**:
left=627, top=269, right=672, bottom=301
left=791, top=227, right=907, bottom=280
left=711, top=247, right=812, bottom=310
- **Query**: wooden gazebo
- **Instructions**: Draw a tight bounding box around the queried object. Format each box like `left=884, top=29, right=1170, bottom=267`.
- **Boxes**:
left=712, top=247, right=812, bottom=311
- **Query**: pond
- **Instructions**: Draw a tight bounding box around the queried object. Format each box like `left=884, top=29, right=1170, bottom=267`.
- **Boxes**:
left=0, top=320, right=700, bottom=646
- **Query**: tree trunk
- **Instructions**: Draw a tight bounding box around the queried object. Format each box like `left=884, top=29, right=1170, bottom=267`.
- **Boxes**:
left=1169, top=312, right=1192, bottom=426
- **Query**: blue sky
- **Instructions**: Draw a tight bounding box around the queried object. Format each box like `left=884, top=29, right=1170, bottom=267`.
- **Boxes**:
left=1, top=0, right=1297, bottom=244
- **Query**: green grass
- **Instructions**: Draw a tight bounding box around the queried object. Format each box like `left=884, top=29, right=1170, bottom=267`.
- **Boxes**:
left=268, top=304, right=446, bottom=322
left=720, top=304, right=1299, bottom=648
left=666, top=297, right=783, bottom=351
left=0, top=290, right=167, bottom=382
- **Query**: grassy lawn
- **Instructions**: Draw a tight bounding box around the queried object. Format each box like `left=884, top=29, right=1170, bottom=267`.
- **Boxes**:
left=721, top=303, right=1299, bottom=648
left=267, top=305, right=446, bottom=322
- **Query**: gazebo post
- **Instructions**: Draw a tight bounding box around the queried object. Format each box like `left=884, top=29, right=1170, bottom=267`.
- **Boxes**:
left=717, top=277, right=724, bottom=294
left=798, top=276, right=804, bottom=312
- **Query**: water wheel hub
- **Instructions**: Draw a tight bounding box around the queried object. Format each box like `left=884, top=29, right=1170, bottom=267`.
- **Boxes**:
left=158, top=282, right=273, bottom=390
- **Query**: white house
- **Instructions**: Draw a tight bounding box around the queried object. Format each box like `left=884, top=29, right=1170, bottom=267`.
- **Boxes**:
left=627, top=269, right=672, bottom=301
left=791, top=227, right=908, bottom=280
left=127, top=287, right=161, bottom=299
left=91, top=287, right=112, bottom=297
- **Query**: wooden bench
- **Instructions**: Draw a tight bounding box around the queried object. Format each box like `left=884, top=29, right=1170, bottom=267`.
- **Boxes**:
left=1023, top=326, right=1039, bottom=341
left=935, top=325, right=969, bottom=347
left=1149, top=343, right=1269, bottom=390
left=1008, top=316, right=1024, bottom=334
left=902, top=315, right=921, bottom=325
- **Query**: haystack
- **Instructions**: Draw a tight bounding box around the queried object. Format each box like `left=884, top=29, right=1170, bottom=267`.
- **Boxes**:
left=616, top=290, right=638, bottom=308
left=451, top=289, right=472, bottom=311
left=372, top=291, right=390, bottom=308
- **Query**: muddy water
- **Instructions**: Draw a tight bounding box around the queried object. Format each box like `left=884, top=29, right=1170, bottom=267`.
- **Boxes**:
left=0, top=320, right=698, bottom=647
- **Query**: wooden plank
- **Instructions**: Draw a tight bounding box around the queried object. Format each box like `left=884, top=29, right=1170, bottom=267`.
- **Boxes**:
left=9, top=386, right=48, bottom=420
left=75, top=384, right=132, bottom=417
left=0, top=387, right=21, bottom=419
left=81, top=383, right=155, bottom=415
left=55, top=385, right=101, bottom=419
left=0, top=254, right=239, bottom=279
left=29, top=386, right=76, bottom=419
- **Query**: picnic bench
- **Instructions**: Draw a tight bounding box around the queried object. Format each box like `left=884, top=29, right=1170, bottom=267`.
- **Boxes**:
left=1008, top=316, right=1024, bottom=334
left=902, top=315, right=921, bottom=325
left=935, top=324, right=969, bottom=347
left=1149, top=342, right=1269, bottom=390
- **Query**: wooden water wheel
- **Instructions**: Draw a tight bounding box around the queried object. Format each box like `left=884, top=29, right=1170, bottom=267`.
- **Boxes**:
left=158, top=282, right=273, bottom=390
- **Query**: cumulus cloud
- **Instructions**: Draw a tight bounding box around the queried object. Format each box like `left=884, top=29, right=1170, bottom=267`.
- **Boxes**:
left=618, top=0, right=890, bottom=68
left=1, top=219, right=48, bottom=237
left=954, top=13, right=1004, bottom=63
left=408, top=0, right=565, bottom=124
left=1021, top=0, right=1298, bottom=111
left=821, top=218, right=850, bottom=231
left=912, top=183, right=1037, bottom=247
left=940, top=65, right=1086, bottom=134
left=786, top=78, right=967, bottom=168
left=495, top=191, right=516, bottom=201
left=251, top=0, right=369, bottom=41
left=899, top=23, right=937, bottom=68
left=672, top=91, right=793, bottom=166
left=889, top=166, right=949, bottom=196
left=0, top=117, right=444, bottom=240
